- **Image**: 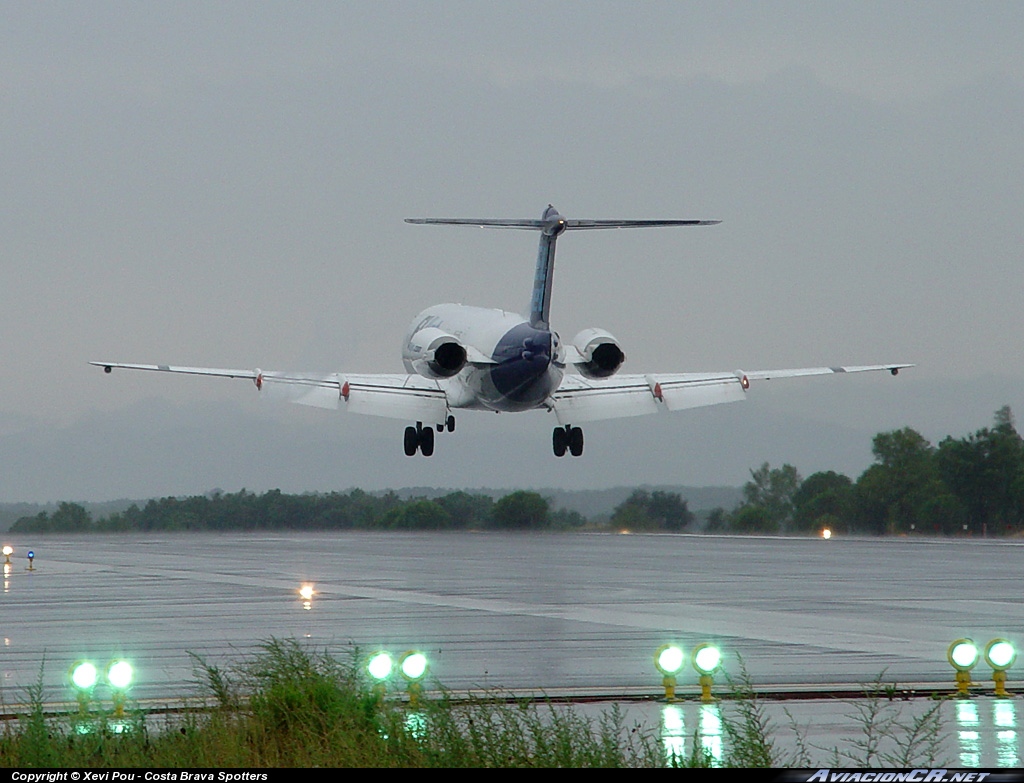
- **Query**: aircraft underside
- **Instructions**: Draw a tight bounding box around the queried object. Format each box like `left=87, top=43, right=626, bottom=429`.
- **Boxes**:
left=402, top=348, right=572, bottom=457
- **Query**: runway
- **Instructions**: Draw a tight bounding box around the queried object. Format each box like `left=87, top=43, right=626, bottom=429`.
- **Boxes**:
left=1, top=531, right=1020, bottom=766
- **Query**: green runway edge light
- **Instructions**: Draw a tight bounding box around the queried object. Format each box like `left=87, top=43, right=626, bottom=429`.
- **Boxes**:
left=692, top=643, right=722, bottom=703
left=947, top=638, right=979, bottom=697
left=655, top=644, right=684, bottom=676
left=70, top=661, right=99, bottom=691
left=692, top=643, right=722, bottom=676
left=69, top=660, right=100, bottom=718
left=398, top=650, right=429, bottom=707
left=984, top=638, right=1016, bottom=698
left=107, top=660, right=134, bottom=690
left=367, top=651, right=394, bottom=682
left=399, top=651, right=428, bottom=681
left=654, top=644, right=685, bottom=701
left=106, top=659, right=134, bottom=719
left=985, top=639, right=1016, bottom=670
left=948, top=639, right=980, bottom=671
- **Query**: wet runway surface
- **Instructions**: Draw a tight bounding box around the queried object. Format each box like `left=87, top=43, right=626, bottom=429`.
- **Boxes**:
left=1, top=531, right=1020, bottom=766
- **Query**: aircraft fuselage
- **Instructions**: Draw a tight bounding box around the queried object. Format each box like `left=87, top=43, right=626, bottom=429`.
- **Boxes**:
left=402, top=304, right=564, bottom=413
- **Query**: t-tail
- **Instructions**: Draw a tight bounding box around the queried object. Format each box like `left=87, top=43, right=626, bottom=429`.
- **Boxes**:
left=530, top=205, right=566, bottom=328
left=405, top=205, right=720, bottom=329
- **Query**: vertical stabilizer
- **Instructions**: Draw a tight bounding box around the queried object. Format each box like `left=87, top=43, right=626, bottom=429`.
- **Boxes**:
left=529, top=205, right=566, bottom=329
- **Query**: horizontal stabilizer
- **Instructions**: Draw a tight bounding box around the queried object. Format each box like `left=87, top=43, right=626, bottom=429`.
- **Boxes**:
left=563, top=219, right=720, bottom=229
left=405, top=217, right=720, bottom=230
left=405, top=218, right=546, bottom=229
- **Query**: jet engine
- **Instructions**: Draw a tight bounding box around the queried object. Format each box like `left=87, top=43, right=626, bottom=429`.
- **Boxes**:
left=402, top=327, right=468, bottom=379
left=571, top=328, right=625, bottom=379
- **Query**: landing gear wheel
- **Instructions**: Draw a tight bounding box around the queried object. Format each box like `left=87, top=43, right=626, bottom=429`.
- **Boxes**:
left=404, top=426, right=418, bottom=457
left=553, top=426, right=568, bottom=457
left=446, top=415, right=456, bottom=433
left=419, top=425, right=435, bottom=457
left=569, top=426, right=584, bottom=457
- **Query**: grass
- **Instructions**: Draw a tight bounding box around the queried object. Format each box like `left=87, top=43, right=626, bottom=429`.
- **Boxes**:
left=0, top=641, right=951, bottom=768
left=777, top=672, right=950, bottom=768
left=834, top=676, right=948, bottom=767
left=0, top=640, right=665, bottom=768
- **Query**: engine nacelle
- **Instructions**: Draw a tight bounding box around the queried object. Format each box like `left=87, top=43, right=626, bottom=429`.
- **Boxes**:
left=571, top=327, right=625, bottom=379
left=402, top=327, right=468, bottom=379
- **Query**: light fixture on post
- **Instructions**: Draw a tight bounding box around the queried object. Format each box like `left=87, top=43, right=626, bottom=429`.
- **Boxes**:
left=691, top=643, right=722, bottom=703
left=69, top=660, right=99, bottom=714
left=983, top=639, right=1016, bottom=698
left=654, top=644, right=685, bottom=702
left=106, top=659, right=134, bottom=719
left=398, top=650, right=429, bottom=707
left=367, top=651, right=394, bottom=698
left=948, top=639, right=980, bottom=698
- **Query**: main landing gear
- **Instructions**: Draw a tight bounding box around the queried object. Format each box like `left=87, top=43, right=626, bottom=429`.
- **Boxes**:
left=552, top=424, right=584, bottom=457
left=404, top=416, right=455, bottom=457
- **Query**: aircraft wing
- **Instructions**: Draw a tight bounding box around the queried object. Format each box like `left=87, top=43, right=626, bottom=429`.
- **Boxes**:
left=550, top=364, right=912, bottom=424
left=90, top=362, right=449, bottom=423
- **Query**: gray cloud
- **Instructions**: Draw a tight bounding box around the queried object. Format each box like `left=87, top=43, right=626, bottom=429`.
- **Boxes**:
left=1, top=3, right=1022, bottom=500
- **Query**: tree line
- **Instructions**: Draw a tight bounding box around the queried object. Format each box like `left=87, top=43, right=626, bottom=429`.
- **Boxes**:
left=12, top=407, right=1024, bottom=536
left=10, top=489, right=588, bottom=533
left=709, top=406, right=1024, bottom=536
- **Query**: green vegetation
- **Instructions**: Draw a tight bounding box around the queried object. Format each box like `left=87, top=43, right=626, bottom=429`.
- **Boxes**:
left=610, top=489, right=694, bottom=531
left=9, top=488, right=630, bottom=534
left=709, top=406, right=1024, bottom=536
left=12, top=490, right=537, bottom=534
left=0, top=641, right=949, bottom=768
left=0, top=640, right=665, bottom=767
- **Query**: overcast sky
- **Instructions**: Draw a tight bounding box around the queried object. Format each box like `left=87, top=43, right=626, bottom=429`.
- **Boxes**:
left=2, top=2, right=1023, bottom=502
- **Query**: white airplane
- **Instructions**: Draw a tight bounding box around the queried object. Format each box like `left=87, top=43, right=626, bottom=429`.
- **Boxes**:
left=93, top=205, right=910, bottom=457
